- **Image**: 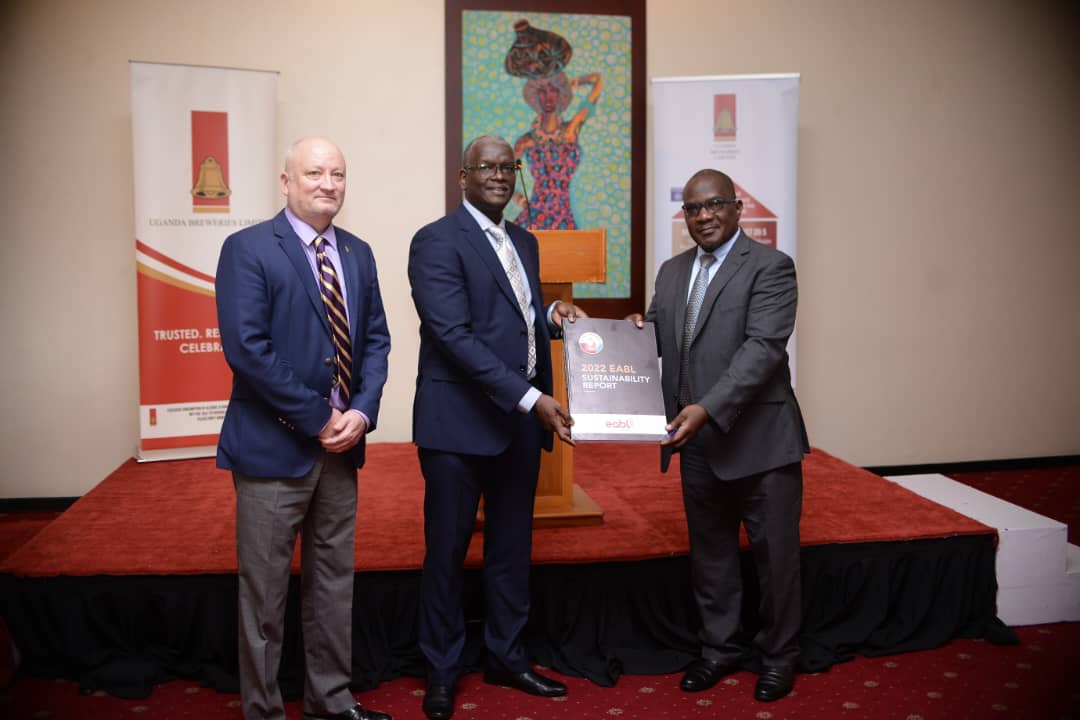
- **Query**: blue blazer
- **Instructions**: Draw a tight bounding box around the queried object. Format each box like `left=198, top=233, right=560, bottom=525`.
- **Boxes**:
left=215, top=210, right=390, bottom=477
left=408, top=205, right=554, bottom=455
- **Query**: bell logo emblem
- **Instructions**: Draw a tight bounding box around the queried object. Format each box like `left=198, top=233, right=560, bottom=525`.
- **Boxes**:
left=190, top=110, right=231, bottom=213
left=191, top=155, right=231, bottom=199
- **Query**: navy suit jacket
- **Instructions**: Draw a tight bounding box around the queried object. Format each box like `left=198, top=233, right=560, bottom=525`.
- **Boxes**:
left=647, top=230, right=808, bottom=478
left=215, top=210, right=390, bottom=478
left=408, top=204, right=554, bottom=455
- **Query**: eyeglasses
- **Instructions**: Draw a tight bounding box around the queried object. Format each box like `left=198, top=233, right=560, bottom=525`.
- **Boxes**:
left=682, top=197, right=738, bottom=218
left=464, top=161, right=521, bottom=177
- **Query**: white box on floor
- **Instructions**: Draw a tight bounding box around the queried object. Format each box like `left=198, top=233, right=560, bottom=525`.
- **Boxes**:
left=885, top=473, right=1074, bottom=626
left=998, top=545, right=1080, bottom=624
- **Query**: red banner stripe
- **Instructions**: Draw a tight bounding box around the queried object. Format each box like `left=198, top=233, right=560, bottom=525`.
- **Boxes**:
left=136, top=239, right=217, bottom=285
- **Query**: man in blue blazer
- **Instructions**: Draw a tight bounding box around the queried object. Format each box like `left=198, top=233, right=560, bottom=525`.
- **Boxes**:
left=216, top=137, right=392, bottom=720
left=408, top=135, right=586, bottom=720
left=631, top=169, right=809, bottom=703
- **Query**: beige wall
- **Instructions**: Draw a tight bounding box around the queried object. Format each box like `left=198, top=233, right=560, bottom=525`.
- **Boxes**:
left=1, top=0, right=1077, bottom=498
left=646, top=0, right=1080, bottom=467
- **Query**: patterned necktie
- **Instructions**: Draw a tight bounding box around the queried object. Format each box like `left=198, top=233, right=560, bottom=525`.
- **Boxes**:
left=314, top=237, right=352, bottom=405
left=678, top=253, right=716, bottom=406
left=489, top=225, right=537, bottom=377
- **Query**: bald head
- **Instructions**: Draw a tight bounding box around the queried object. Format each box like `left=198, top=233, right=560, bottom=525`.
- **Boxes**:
left=284, top=137, right=344, bottom=174
left=684, top=169, right=734, bottom=198
left=463, top=134, right=512, bottom=166
left=280, top=137, right=346, bottom=233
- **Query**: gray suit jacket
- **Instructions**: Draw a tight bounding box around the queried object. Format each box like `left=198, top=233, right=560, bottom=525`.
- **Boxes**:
left=647, top=230, right=809, bottom=478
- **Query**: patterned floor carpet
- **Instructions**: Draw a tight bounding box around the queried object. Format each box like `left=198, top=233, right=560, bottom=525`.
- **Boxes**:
left=2, top=461, right=1077, bottom=719
left=2, top=622, right=1077, bottom=719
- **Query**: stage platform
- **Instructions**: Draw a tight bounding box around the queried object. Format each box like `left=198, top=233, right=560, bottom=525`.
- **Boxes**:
left=0, top=444, right=1011, bottom=698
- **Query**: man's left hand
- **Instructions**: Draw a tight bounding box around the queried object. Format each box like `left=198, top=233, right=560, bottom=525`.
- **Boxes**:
left=534, top=394, right=575, bottom=446
left=319, top=409, right=367, bottom=453
left=551, top=301, right=588, bottom=329
left=660, top=404, right=709, bottom=448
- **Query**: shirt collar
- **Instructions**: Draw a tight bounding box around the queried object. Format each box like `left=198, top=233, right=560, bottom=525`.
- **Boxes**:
left=463, top=198, right=506, bottom=236
left=284, top=207, right=338, bottom=249
left=697, top=228, right=740, bottom=265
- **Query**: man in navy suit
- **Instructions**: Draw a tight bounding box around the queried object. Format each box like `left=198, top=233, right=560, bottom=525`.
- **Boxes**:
left=631, top=169, right=808, bottom=702
left=215, top=137, right=392, bottom=720
left=408, top=135, right=586, bottom=719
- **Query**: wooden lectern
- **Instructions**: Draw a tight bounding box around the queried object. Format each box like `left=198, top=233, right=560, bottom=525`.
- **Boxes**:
left=532, top=228, right=607, bottom=527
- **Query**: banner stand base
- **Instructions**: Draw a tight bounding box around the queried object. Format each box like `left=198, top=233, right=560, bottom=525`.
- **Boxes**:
left=135, top=445, right=216, bottom=463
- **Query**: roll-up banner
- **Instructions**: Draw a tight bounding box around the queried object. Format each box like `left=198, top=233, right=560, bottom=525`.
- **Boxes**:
left=130, top=61, right=277, bottom=460
left=651, top=74, right=800, bottom=381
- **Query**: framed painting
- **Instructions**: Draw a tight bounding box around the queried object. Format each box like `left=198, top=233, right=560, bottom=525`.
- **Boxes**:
left=446, top=0, right=646, bottom=317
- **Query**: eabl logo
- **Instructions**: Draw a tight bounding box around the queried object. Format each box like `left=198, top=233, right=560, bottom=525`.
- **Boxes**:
left=604, top=418, right=634, bottom=429
left=579, top=331, right=604, bottom=355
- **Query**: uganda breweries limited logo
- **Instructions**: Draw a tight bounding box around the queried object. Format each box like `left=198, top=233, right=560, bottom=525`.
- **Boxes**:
left=190, top=110, right=231, bottom=213
left=713, top=94, right=736, bottom=141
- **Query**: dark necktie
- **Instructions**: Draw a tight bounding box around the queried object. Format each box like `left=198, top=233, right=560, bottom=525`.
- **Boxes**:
left=678, top=253, right=716, bottom=406
left=489, top=225, right=537, bottom=377
left=314, top=237, right=352, bottom=405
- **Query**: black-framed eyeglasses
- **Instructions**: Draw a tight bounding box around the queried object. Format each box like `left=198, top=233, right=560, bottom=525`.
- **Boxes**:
left=682, top=197, right=738, bottom=218
left=464, top=161, right=521, bottom=177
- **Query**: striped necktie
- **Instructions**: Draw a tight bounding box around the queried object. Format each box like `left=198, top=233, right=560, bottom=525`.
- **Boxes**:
left=314, top=236, right=352, bottom=405
left=678, top=252, right=716, bottom=406
left=489, top=225, right=537, bottom=378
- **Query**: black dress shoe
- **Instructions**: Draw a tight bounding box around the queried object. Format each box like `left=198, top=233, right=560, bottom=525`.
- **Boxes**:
left=680, top=658, right=736, bottom=692
left=483, top=669, right=567, bottom=697
left=754, top=665, right=795, bottom=702
left=303, top=704, right=393, bottom=720
left=422, top=683, right=455, bottom=719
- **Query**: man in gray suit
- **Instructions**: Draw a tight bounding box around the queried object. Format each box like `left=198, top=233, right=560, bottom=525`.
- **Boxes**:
left=630, top=168, right=809, bottom=702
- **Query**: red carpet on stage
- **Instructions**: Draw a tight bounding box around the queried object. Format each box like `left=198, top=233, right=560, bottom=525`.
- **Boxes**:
left=0, top=445, right=992, bottom=577
left=0, top=443, right=1008, bottom=699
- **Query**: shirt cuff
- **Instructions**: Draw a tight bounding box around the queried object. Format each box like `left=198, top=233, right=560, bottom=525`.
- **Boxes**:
left=347, top=409, right=371, bottom=434
left=319, top=409, right=371, bottom=435
left=546, top=301, right=563, bottom=338
left=517, top=386, right=542, bottom=413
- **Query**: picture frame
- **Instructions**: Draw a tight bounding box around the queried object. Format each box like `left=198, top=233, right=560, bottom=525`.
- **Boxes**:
left=445, top=0, right=646, bottom=317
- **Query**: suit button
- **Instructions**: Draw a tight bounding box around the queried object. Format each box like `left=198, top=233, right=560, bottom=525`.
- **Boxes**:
left=519, top=365, right=526, bottom=372
left=324, top=357, right=333, bottom=365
